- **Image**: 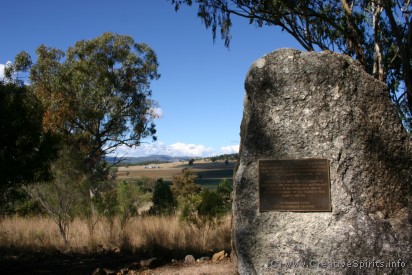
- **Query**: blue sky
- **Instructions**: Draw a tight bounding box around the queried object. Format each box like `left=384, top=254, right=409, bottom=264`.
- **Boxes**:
left=1, top=0, right=303, bottom=157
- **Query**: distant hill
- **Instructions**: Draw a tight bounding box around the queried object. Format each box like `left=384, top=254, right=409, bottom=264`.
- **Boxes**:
left=106, top=155, right=192, bottom=164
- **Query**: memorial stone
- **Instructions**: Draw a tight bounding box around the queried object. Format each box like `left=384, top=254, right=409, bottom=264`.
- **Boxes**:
left=232, top=49, right=411, bottom=274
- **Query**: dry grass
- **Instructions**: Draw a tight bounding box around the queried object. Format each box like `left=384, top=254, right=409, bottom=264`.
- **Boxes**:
left=0, top=215, right=231, bottom=258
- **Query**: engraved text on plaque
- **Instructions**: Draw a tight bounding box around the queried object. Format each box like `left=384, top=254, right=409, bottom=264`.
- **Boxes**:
left=259, top=159, right=331, bottom=211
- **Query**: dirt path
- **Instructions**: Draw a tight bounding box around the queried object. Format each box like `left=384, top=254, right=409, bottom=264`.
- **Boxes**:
left=135, top=259, right=236, bottom=275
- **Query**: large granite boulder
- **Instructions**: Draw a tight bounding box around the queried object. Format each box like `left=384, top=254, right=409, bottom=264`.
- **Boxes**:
left=232, top=49, right=411, bottom=274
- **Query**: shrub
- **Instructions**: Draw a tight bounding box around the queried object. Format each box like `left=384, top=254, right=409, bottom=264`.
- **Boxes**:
left=150, top=178, right=176, bottom=215
left=178, top=188, right=230, bottom=249
left=216, top=179, right=233, bottom=212
left=196, top=189, right=227, bottom=228
left=116, top=181, right=148, bottom=229
left=171, top=169, right=201, bottom=198
left=27, top=146, right=86, bottom=245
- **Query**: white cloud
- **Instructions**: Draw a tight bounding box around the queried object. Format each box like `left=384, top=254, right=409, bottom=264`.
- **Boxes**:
left=168, top=142, right=215, bottom=157
left=0, top=61, right=12, bottom=81
left=220, top=145, right=239, bottom=154
left=108, top=141, right=215, bottom=158
left=149, top=107, right=164, bottom=119
left=110, top=141, right=167, bottom=157
left=0, top=64, right=5, bottom=80
left=107, top=141, right=239, bottom=158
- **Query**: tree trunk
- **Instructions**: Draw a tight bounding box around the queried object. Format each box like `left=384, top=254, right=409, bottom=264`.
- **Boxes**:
left=404, top=17, right=412, bottom=114
left=57, top=219, right=69, bottom=246
left=372, top=2, right=385, bottom=82
left=341, top=0, right=367, bottom=67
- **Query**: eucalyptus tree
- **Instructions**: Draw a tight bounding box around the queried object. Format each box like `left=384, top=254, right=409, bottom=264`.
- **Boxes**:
left=0, top=81, right=57, bottom=214
left=169, top=0, right=412, bottom=130
left=7, top=32, right=160, bottom=192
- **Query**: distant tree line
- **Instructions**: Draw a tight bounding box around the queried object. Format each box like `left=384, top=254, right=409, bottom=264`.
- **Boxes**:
left=207, top=153, right=238, bottom=163
left=111, top=160, right=173, bottom=168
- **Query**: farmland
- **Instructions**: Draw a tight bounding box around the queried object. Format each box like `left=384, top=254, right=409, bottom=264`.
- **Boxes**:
left=116, top=160, right=236, bottom=189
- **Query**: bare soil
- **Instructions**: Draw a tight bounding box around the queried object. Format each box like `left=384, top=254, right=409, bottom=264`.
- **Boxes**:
left=139, top=259, right=237, bottom=275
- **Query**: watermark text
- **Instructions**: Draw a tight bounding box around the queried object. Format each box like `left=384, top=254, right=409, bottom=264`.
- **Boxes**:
left=265, top=259, right=407, bottom=270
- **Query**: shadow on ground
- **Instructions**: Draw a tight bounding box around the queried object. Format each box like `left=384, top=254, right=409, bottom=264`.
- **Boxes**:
left=0, top=246, right=232, bottom=274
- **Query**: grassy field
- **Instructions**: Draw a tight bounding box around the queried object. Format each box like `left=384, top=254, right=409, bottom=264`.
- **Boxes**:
left=0, top=160, right=235, bottom=270
left=116, top=160, right=235, bottom=189
left=0, top=215, right=231, bottom=257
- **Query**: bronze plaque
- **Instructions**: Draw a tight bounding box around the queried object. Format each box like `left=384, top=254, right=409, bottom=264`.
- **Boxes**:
left=259, top=159, right=331, bottom=212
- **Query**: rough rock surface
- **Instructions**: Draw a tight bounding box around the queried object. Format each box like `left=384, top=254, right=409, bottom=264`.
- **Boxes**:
left=184, top=255, right=195, bottom=263
left=212, top=250, right=227, bottom=262
left=232, top=49, right=411, bottom=274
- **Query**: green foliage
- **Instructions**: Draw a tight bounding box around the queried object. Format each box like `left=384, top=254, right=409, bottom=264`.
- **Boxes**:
left=150, top=178, right=176, bottom=215
left=173, top=170, right=232, bottom=234
left=1, top=187, right=43, bottom=217
left=196, top=189, right=227, bottom=227
left=4, top=51, right=32, bottom=80
left=216, top=179, right=233, bottom=212
left=178, top=193, right=203, bottom=225
left=207, top=153, right=238, bottom=162
left=27, top=146, right=86, bottom=244
left=134, top=176, right=155, bottom=193
left=177, top=186, right=231, bottom=249
left=190, top=180, right=232, bottom=229
left=171, top=168, right=203, bottom=224
left=5, top=33, right=161, bottom=225
left=171, top=168, right=201, bottom=198
left=116, top=180, right=149, bottom=229
left=0, top=82, right=58, bottom=214
left=7, top=32, right=160, bottom=184
left=13, top=196, right=44, bottom=217
left=93, top=190, right=117, bottom=219
left=169, top=0, right=412, bottom=131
